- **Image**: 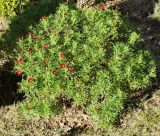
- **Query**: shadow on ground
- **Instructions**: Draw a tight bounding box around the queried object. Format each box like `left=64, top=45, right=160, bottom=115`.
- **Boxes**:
left=0, top=67, right=23, bottom=106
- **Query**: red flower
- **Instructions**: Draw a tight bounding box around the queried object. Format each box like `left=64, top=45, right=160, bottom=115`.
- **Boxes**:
left=64, top=13, right=68, bottom=16
left=67, top=66, right=73, bottom=71
left=40, top=16, right=47, bottom=20
left=60, top=53, right=65, bottom=59
left=52, top=70, right=59, bottom=75
left=43, top=44, right=49, bottom=49
left=28, top=78, right=33, bottom=83
left=19, top=58, right=24, bottom=61
left=98, top=5, right=105, bottom=11
left=44, top=59, right=48, bottom=64
left=60, top=63, right=66, bottom=68
left=16, top=58, right=25, bottom=64
left=16, top=70, right=22, bottom=76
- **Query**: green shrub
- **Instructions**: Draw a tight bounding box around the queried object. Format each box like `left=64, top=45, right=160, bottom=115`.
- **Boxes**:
left=14, top=3, right=156, bottom=127
left=0, top=0, right=4, bottom=17
left=0, top=0, right=35, bottom=17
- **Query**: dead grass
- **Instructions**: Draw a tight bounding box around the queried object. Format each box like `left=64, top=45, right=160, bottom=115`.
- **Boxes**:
left=0, top=17, right=8, bottom=36
left=0, top=105, right=60, bottom=136
left=0, top=104, right=91, bottom=136
left=151, top=0, right=160, bottom=20
left=80, top=90, right=160, bottom=136
left=0, top=90, right=160, bottom=135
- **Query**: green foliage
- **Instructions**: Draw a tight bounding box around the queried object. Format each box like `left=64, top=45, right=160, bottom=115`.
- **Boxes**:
left=0, top=0, right=4, bottom=17
left=0, top=0, right=33, bottom=17
left=14, top=3, right=156, bottom=127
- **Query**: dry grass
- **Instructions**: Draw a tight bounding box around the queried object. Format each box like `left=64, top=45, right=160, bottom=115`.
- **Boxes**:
left=0, top=104, right=91, bottom=135
left=0, top=17, right=8, bottom=34
left=0, top=90, right=160, bottom=136
left=151, top=0, right=160, bottom=20
left=0, top=105, right=60, bottom=136
left=80, top=90, right=160, bottom=136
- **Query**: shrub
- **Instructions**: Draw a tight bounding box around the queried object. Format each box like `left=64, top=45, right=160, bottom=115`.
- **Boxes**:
left=14, top=3, right=156, bottom=127
left=0, top=0, right=37, bottom=17
left=0, top=0, right=4, bottom=17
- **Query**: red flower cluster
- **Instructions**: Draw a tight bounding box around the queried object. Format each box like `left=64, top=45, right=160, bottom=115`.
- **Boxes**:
left=16, top=58, right=25, bottom=64
left=16, top=70, right=22, bottom=76
left=60, top=53, right=65, bottom=59
left=43, top=44, right=49, bottom=49
left=59, top=63, right=73, bottom=71
left=60, top=63, right=66, bottom=68
left=98, top=5, right=105, bottom=11
left=52, top=63, right=73, bottom=76
left=67, top=66, right=73, bottom=71
left=28, top=77, right=33, bottom=83
left=40, top=16, right=47, bottom=20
